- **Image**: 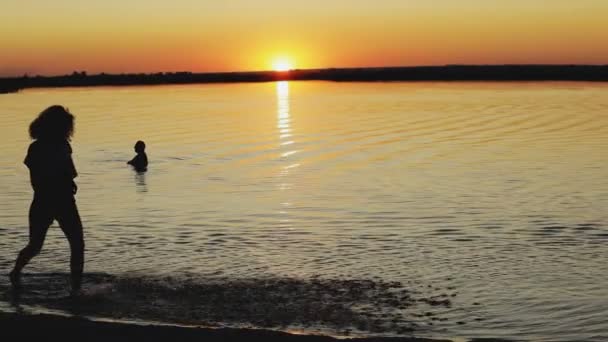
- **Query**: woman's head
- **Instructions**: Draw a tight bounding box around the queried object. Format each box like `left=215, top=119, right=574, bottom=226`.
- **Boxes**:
left=29, top=105, right=75, bottom=141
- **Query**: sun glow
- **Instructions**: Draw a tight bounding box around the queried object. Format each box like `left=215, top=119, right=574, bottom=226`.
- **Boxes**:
left=272, top=57, right=294, bottom=72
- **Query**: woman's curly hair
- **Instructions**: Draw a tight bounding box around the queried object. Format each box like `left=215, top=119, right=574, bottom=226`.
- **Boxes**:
left=29, top=105, right=74, bottom=140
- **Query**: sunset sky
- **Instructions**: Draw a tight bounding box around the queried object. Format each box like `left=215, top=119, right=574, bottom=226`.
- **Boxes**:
left=1, top=0, right=607, bottom=76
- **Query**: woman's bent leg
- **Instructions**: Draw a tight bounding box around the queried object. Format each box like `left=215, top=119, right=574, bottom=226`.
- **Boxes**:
left=10, top=197, right=53, bottom=284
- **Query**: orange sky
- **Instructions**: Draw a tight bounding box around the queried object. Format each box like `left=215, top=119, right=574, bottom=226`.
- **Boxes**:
left=1, top=0, right=607, bottom=76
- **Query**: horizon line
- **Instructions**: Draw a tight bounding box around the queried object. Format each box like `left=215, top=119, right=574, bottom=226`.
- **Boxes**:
left=3, top=63, right=608, bottom=79
left=3, top=64, right=608, bottom=94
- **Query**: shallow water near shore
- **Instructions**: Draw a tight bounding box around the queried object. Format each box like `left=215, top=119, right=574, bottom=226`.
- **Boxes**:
left=0, top=81, right=607, bottom=341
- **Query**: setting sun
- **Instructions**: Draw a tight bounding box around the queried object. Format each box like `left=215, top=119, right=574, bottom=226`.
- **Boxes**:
left=272, top=57, right=294, bottom=72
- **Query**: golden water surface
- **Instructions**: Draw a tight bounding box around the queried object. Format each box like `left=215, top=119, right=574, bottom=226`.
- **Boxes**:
left=0, top=81, right=607, bottom=341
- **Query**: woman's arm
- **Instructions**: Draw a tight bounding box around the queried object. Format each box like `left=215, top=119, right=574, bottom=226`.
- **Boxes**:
left=67, top=145, right=78, bottom=194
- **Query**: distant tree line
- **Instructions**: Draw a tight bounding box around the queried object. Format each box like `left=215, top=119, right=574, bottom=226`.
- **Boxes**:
left=2, top=65, right=608, bottom=93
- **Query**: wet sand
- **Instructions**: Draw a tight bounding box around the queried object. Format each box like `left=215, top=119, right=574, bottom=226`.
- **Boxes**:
left=0, top=312, right=451, bottom=342
left=1, top=274, right=458, bottom=335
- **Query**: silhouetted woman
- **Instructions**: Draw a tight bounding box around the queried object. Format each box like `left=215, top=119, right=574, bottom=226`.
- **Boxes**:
left=9, top=105, right=85, bottom=292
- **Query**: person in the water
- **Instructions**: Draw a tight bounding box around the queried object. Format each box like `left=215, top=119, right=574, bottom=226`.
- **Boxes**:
left=127, top=140, right=148, bottom=172
left=9, top=105, right=85, bottom=293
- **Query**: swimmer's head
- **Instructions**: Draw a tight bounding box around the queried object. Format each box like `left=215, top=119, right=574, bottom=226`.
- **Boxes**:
left=134, top=140, right=146, bottom=153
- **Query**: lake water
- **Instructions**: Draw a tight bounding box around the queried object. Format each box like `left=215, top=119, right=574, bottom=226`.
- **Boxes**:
left=0, top=81, right=607, bottom=341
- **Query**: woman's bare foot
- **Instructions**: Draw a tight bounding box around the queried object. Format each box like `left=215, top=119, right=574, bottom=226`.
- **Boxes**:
left=70, top=274, right=82, bottom=296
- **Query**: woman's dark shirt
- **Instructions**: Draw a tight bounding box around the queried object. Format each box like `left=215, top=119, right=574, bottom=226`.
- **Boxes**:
left=24, top=139, right=77, bottom=197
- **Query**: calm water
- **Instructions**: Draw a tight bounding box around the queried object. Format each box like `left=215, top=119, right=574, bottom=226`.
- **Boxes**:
left=0, top=82, right=607, bottom=341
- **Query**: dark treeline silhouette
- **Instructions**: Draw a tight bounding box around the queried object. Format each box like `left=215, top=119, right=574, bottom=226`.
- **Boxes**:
left=0, top=82, right=21, bottom=93
left=2, top=65, right=608, bottom=93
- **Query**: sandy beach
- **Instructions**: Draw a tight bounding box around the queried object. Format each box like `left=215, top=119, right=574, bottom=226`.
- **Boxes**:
left=0, top=312, right=460, bottom=342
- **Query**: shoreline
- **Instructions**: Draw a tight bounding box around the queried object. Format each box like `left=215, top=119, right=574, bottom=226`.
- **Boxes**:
left=1, top=65, right=608, bottom=94
left=0, top=312, right=456, bottom=342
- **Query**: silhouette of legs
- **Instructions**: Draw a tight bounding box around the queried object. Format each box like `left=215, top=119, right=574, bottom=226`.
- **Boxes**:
left=10, top=197, right=53, bottom=285
left=10, top=196, right=84, bottom=292
left=56, top=199, right=85, bottom=292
